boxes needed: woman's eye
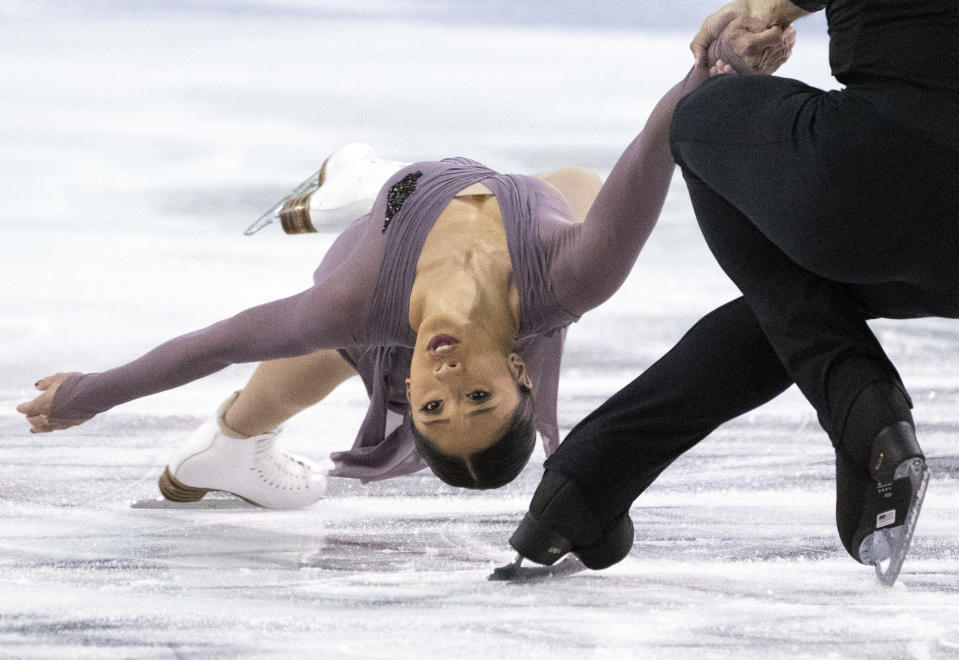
[422,400,442,412]
[467,390,490,402]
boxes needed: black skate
[488,553,586,581]
[488,471,633,582]
[857,455,929,586]
[838,421,929,586]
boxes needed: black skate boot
[490,471,633,581]
[836,421,928,586]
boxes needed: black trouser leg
[670,75,918,445]
[670,74,959,561]
[671,74,959,439]
[545,297,792,529]
[680,168,907,444]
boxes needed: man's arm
[691,0,817,66]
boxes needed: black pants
[547,75,959,529]
[671,75,959,442]
[545,297,791,528]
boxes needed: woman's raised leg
[224,349,357,436]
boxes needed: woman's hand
[17,373,84,433]
[711,59,736,77]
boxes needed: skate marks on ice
[4,514,951,660]
[2,406,959,658]
[2,360,959,658]
[4,376,959,658]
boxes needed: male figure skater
[504,0,959,585]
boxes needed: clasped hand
[699,10,797,76]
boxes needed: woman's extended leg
[224,349,357,436]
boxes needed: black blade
[488,553,586,582]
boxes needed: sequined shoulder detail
[383,171,423,232]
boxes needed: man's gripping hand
[692,0,810,67]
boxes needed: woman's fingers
[28,416,77,433]
[16,393,47,417]
[710,60,735,77]
[34,375,56,391]
[25,414,51,434]
[17,372,77,433]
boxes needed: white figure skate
[244,143,409,235]
[158,395,327,509]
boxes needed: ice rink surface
[1,1,958,658]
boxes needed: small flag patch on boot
[877,509,896,528]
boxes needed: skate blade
[156,466,267,509]
[861,459,929,586]
[130,497,258,510]
[243,201,284,236]
[243,167,325,236]
[487,553,586,582]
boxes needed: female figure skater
[17,17,794,509]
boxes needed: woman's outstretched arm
[552,17,795,316]
[17,278,362,433]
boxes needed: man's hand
[709,16,797,75]
[692,0,809,67]
[692,5,740,68]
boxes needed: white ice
[1,2,957,658]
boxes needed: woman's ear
[405,378,412,402]
[507,353,533,389]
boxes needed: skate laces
[252,435,311,490]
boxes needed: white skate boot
[245,143,409,235]
[158,394,327,509]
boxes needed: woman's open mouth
[427,334,460,360]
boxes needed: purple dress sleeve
[549,20,794,317]
[549,65,710,317]
[50,215,377,424]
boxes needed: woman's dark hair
[411,383,535,490]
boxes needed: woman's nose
[433,361,460,376]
